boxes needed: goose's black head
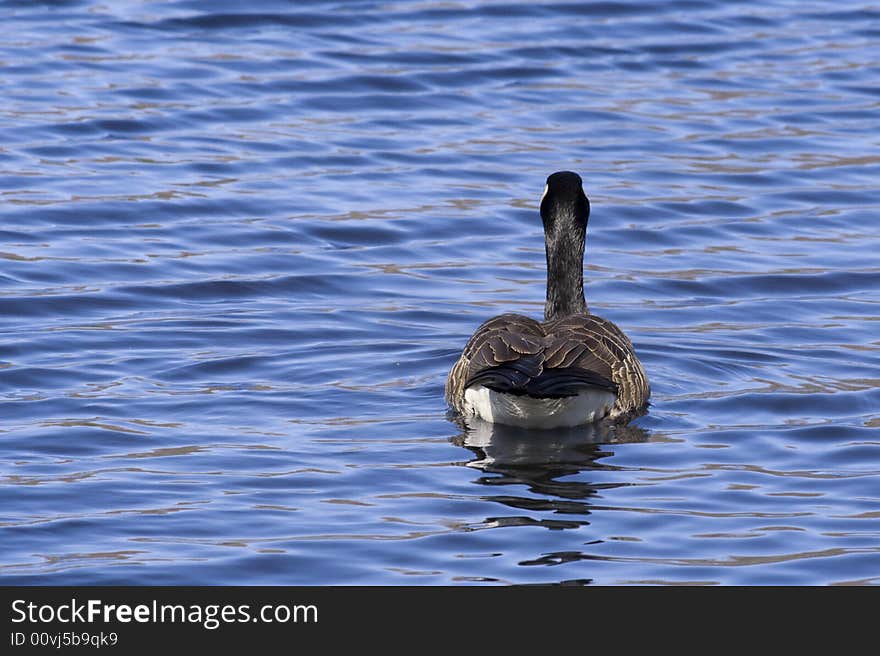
[540,171,590,322]
[540,171,590,233]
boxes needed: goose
[446,171,649,428]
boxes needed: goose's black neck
[540,171,590,322]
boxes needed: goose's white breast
[463,385,616,429]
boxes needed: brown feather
[446,311,649,421]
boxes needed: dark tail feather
[464,357,541,393]
[466,364,617,399]
[525,369,617,397]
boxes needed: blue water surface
[1,0,879,585]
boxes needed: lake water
[1,0,878,585]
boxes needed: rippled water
[1,0,879,585]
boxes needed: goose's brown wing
[544,314,650,418]
[445,314,544,413]
[447,312,649,420]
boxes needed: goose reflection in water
[451,418,651,531]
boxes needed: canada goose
[446,171,649,428]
